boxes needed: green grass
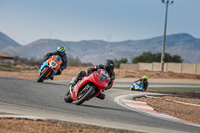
[114,87,200,91]
[0,64,21,72]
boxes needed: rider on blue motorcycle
[44,46,68,80]
[130,76,149,91]
[135,76,149,91]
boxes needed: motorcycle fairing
[90,70,109,89]
[39,61,49,77]
[99,70,109,82]
[70,69,109,101]
[131,81,144,91]
[38,55,62,79]
[70,77,90,101]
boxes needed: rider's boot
[50,76,54,80]
[55,69,62,75]
[130,87,134,91]
[96,90,105,100]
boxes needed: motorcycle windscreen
[54,55,62,62]
[99,70,109,82]
[135,81,144,90]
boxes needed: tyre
[74,86,95,105]
[64,90,73,103]
[37,68,50,82]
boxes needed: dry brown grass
[0,66,200,80]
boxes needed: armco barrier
[120,63,200,74]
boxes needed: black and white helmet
[104,59,115,73]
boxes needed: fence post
[195,63,197,74]
[180,63,182,73]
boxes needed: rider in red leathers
[71,60,115,100]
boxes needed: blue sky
[0,0,199,45]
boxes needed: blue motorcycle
[130,81,145,91]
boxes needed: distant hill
[0,31,199,64]
[0,32,21,49]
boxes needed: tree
[68,55,93,66]
[68,56,82,66]
[132,52,183,63]
[114,58,128,68]
[14,54,93,67]
[14,56,43,66]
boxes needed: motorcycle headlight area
[55,55,62,62]
[100,70,109,82]
[50,60,57,68]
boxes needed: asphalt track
[0,77,200,133]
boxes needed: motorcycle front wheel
[74,86,95,105]
[37,68,50,82]
[64,90,73,103]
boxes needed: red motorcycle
[64,69,110,105]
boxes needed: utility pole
[161,0,174,71]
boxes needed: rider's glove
[87,68,92,75]
[78,71,86,79]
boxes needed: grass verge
[0,64,21,72]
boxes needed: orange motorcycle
[37,55,62,82]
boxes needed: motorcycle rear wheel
[74,86,95,105]
[64,90,73,103]
[37,68,50,82]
